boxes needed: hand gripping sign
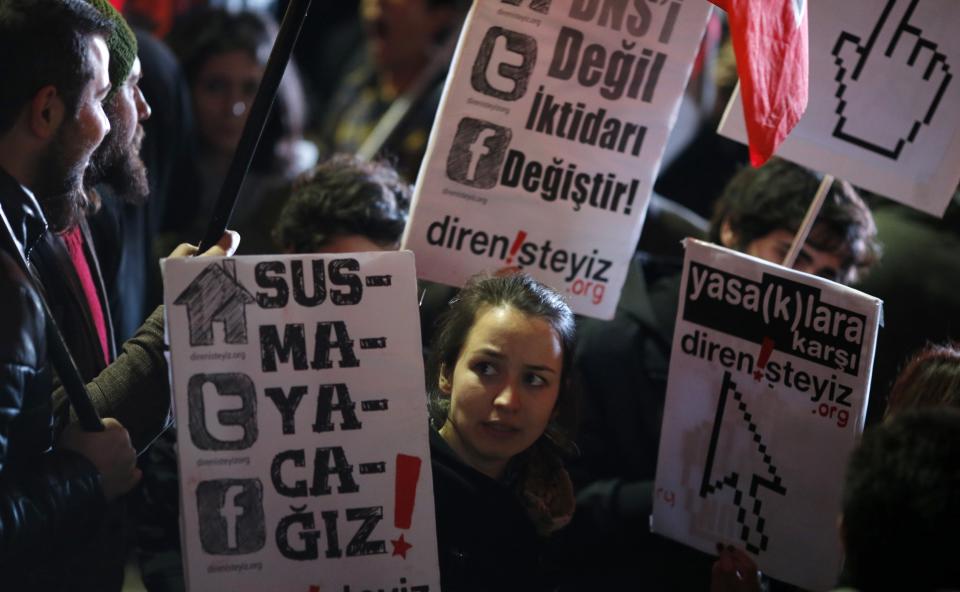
[652,240,882,592]
[720,0,960,216]
[163,251,440,592]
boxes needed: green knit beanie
[86,0,137,98]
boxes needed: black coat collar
[0,166,48,262]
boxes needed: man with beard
[0,0,142,587]
[88,26,194,344]
[33,0,223,455]
[87,49,150,205]
[27,0,148,405]
[1,1,238,588]
[84,0,155,343]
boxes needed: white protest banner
[720,0,960,216]
[652,240,882,591]
[402,0,712,319]
[162,251,439,592]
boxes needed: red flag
[711,0,809,166]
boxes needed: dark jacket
[88,28,193,343]
[853,198,960,424]
[566,259,712,591]
[2,163,170,591]
[25,207,170,453]
[0,169,106,586]
[572,260,679,503]
[32,218,116,375]
[430,430,556,592]
[27,200,168,592]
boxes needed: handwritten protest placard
[163,251,439,592]
[652,240,881,591]
[402,0,712,319]
[720,0,960,216]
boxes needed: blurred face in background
[743,228,845,282]
[192,49,263,157]
[721,223,847,283]
[361,0,456,74]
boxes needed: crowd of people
[0,1,957,592]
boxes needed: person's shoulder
[0,250,44,366]
[430,430,485,487]
[575,263,676,351]
[0,248,22,276]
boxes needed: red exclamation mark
[394,454,420,528]
[754,337,775,381]
[390,454,421,559]
[505,230,527,265]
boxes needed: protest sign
[162,251,439,592]
[720,0,960,216]
[402,0,713,319]
[652,240,882,591]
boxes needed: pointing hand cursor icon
[832,0,952,159]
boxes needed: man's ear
[719,220,737,248]
[438,364,453,395]
[28,85,64,140]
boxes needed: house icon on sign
[174,260,255,346]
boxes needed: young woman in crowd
[426,273,578,592]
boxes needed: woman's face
[192,49,263,157]
[439,305,563,480]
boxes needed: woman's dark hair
[884,343,960,419]
[708,158,880,284]
[0,0,111,133]
[842,409,960,591]
[426,273,578,455]
[0,0,112,231]
[166,7,307,172]
[272,154,410,252]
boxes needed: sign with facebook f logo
[446,117,512,188]
[197,479,266,555]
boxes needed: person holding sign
[0,3,240,588]
[569,158,880,590]
[0,1,145,588]
[427,273,577,592]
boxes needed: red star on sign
[391,533,413,559]
[309,586,320,592]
